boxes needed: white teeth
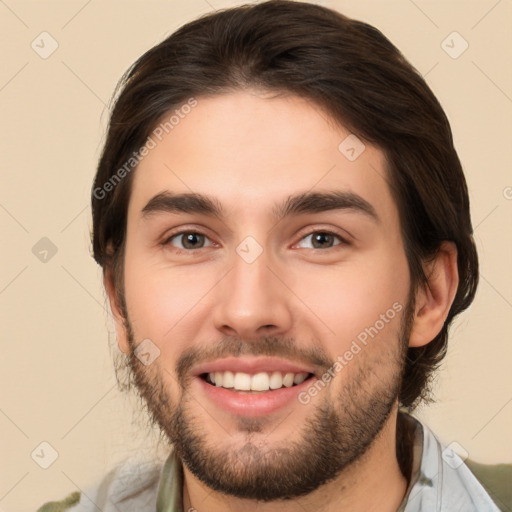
[206,371,310,391]
[269,371,283,389]
[294,373,307,385]
[233,372,251,391]
[251,372,270,391]
[222,370,234,388]
[282,373,294,387]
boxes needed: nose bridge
[212,236,292,338]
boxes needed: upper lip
[192,356,316,377]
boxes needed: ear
[103,267,130,354]
[409,241,459,348]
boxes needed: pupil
[184,233,203,249]
[313,233,332,248]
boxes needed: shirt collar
[396,413,424,511]
[156,449,183,512]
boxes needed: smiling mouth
[200,371,315,392]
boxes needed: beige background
[1,0,511,510]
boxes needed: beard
[117,295,414,502]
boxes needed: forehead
[128,90,396,227]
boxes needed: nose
[211,246,293,341]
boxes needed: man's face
[114,90,414,500]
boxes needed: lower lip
[195,376,316,417]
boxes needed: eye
[162,229,348,253]
[295,230,347,250]
[163,231,214,251]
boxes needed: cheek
[292,248,410,352]
[123,253,211,354]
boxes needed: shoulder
[36,491,80,512]
[465,459,512,512]
[407,418,505,512]
[36,457,164,512]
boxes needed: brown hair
[91,0,478,410]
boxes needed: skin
[104,89,459,512]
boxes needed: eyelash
[161,228,349,254]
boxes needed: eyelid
[293,222,352,241]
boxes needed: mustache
[176,336,333,386]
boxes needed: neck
[182,407,410,512]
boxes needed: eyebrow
[141,190,379,223]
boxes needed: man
[37,1,505,511]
